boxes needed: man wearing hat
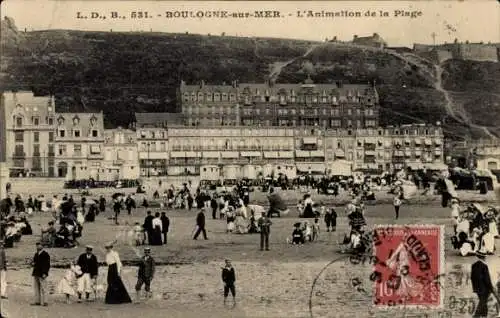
[31,241,50,306]
[193,207,208,240]
[471,250,497,317]
[135,247,155,302]
[76,245,99,302]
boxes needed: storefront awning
[309,150,325,157]
[302,137,317,144]
[221,152,239,158]
[202,152,219,158]
[295,150,310,157]
[170,151,186,158]
[90,145,101,154]
[263,151,278,158]
[278,151,294,158]
[185,151,198,158]
[296,163,326,173]
[240,151,261,157]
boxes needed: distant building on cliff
[413,39,499,63]
[352,33,387,49]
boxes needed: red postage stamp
[372,224,444,309]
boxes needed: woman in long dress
[104,241,132,304]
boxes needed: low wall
[8,177,66,195]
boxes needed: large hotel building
[178,78,380,129]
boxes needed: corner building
[2,92,57,177]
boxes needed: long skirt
[105,263,132,304]
[151,226,163,246]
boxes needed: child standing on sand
[57,262,83,304]
[312,218,320,241]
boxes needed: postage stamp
[372,224,444,309]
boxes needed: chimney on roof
[200,80,205,88]
[373,33,378,37]
[336,80,343,88]
[353,35,358,39]
[333,36,337,41]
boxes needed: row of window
[58,129,99,138]
[182,92,372,104]
[13,116,54,127]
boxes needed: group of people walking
[28,241,156,306]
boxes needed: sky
[1,0,499,47]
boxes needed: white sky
[1,0,499,46]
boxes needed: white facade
[103,128,140,181]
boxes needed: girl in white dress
[57,263,83,303]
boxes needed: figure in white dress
[386,237,424,299]
[57,263,82,303]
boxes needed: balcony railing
[12,152,26,159]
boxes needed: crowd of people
[0,165,498,315]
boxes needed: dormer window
[72,115,80,125]
[183,93,189,102]
[57,116,65,125]
[90,115,97,126]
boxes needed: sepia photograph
[0,0,499,317]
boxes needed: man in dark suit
[160,212,170,245]
[143,211,154,245]
[193,208,208,240]
[135,247,155,302]
[76,245,99,302]
[221,259,236,304]
[471,250,495,317]
[31,241,50,306]
[258,211,272,251]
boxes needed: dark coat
[138,256,155,279]
[143,215,154,232]
[77,253,99,277]
[196,211,206,227]
[222,267,236,284]
[471,260,493,295]
[32,250,50,277]
[160,215,170,233]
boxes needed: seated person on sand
[17,213,33,235]
[41,221,57,247]
[302,221,313,242]
[349,229,366,254]
[4,221,21,248]
[289,222,305,245]
[55,224,77,248]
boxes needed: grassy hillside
[1,24,499,137]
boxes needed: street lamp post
[42,151,46,177]
[147,142,151,178]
